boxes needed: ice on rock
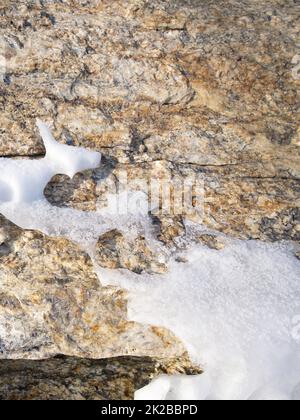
[0,120,104,250]
[0,120,101,203]
[135,376,171,401]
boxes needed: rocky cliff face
[0,0,299,399]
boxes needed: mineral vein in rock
[0,120,101,203]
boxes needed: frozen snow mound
[100,236,300,401]
[0,120,101,203]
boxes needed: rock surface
[0,0,299,400]
[196,234,225,251]
[0,355,200,400]
[0,214,188,361]
[1,0,294,241]
[96,229,167,274]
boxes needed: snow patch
[0,120,101,204]
[97,237,300,401]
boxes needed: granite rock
[0,0,299,242]
[196,234,225,251]
[0,355,201,400]
[0,0,299,399]
[45,161,300,242]
[0,214,188,361]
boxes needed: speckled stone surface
[0,0,299,241]
[0,355,201,400]
[0,0,299,399]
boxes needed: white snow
[0,123,299,400]
[0,191,155,251]
[0,120,101,203]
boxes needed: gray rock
[0,355,201,400]
[0,215,188,362]
[96,229,167,274]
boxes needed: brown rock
[0,355,201,400]
[96,229,167,274]
[0,0,299,397]
[197,234,225,251]
[203,175,300,241]
[44,159,300,242]
[44,172,98,211]
[0,0,299,243]
[155,216,186,246]
[0,215,186,361]
[0,0,299,166]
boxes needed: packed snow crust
[0,125,300,400]
[0,120,101,203]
